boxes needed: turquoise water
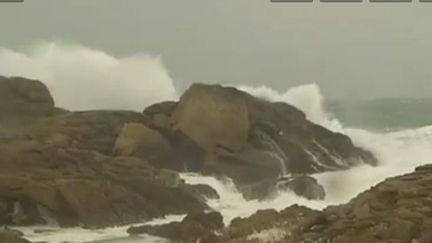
[326,98,432,131]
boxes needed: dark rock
[0,228,30,243]
[215,205,323,243]
[172,84,250,152]
[128,211,223,243]
[9,201,45,226]
[143,101,177,118]
[26,110,148,155]
[0,139,207,228]
[241,175,325,201]
[142,101,207,171]
[180,184,220,203]
[0,76,57,133]
[0,199,10,225]
[143,101,177,134]
[276,175,325,200]
[0,76,54,117]
[239,178,276,200]
[170,83,377,187]
[415,164,432,172]
[0,78,380,232]
[113,123,176,169]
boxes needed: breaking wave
[0,43,177,111]
[236,84,432,207]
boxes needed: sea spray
[0,43,178,111]
[237,83,344,132]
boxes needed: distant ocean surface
[326,98,432,132]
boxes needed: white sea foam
[16,215,185,243]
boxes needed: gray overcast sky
[0,0,431,99]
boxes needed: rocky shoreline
[1,76,429,243]
[130,164,432,243]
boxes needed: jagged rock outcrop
[171,84,377,181]
[0,77,380,231]
[0,140,207,227]
[25,110,147,155]
[0,76,59,134]
[143,83,377,199]
[215,205,323,243]
[211,164,432,243]
[0,77,211,228]
[128,211,223,242]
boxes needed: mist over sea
[1,43,431,243]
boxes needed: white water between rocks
[15,83,432,243]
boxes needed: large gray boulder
[0,76,54,117]
[169,84,377,186]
